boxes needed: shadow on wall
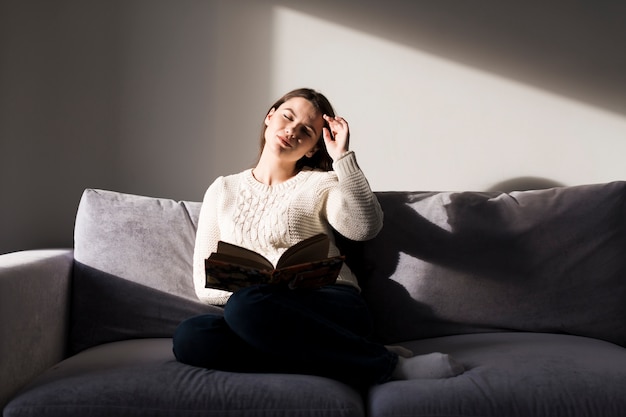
[486,177,566,193]
[280,0,626,116]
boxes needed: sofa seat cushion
[368,332,626,417]
[5,339,365,417]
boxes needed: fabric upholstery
[338,182,626,345]
[73,188,202,300]
[70,189,218,354]
[5,183,626,417]
[4,339,365,417]
[368,332,626,417]
[69,262,219,354]
[71,184,626,352]
[0,250,73,409]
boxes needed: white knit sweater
[193,151,384,305]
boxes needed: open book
[205,233,344,292]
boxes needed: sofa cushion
[70,262,218,354]
[74,189,201,300]
[368,332,626,417]
[71,189,219,354]
[341,182,626,346]
[5,339,365,417]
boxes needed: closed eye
[281,108,317,138]
[283,113,313,137]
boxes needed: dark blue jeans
[173,284,397,386]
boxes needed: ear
[264,108,276,126]
[305,146,319,158]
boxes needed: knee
[172,316,201,363]
[172,314,223,367]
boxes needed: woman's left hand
[323,114,350,161]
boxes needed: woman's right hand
[323,114,350,161]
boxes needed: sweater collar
[244,167,313,192]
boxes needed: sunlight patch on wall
[271,6,626,191]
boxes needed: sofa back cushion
[341,182,626,346]
[72,183,626,353]
[71,189,219,354]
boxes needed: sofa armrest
[0,249,73,409]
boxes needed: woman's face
[263,97,324,163]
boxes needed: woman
[173,88,463,386]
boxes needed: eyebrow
[284,108,318,137]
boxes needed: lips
[278,136,293,148]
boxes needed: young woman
[173,88,464,386]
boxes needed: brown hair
[258,88,335,171]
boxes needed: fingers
[323,126,332,143]
[323,114,349,135]
[322,114,350,160]
[323,114,347,123]
[323,114,349,142]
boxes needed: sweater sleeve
[325,151,384,241]
[193,177,232,305]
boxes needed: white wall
[270,5,626,192]
[1,0,625,253]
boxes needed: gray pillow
[71,189,219,354]
[343,182,626,346]
[74,189,201,300]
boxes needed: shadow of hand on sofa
[339,183,626,347]
[336,190,538,344]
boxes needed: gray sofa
[2,182,626,417]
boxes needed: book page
[277,234,330,268]
[214,241,273,269]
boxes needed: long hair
[258,88,335,171]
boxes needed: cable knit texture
[193,151,383,305]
